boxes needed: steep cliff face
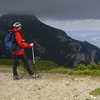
[83,41,100,63]
[0,14,100,67]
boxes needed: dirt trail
[0,68,100,100]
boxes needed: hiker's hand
[30,43,34,47]
[22,39,25,41]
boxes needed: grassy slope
[0,59,100,76]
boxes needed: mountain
[83,41,100,63]
[0,14,100,67]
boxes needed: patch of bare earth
[0,68,100,100]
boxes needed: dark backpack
[5,32,22,50]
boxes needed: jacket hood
[8,27,22,35]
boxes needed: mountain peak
[0,13,37,22]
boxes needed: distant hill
[0,14,100,67]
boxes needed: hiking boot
[30,73,39,78]
[13,75,20,80]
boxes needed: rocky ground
[0,68,100,100]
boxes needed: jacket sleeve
[15,32,30,48]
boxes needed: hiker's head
[13,22,22,30]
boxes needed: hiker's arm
[15,32,30,48]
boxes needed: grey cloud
[0,0,100,19]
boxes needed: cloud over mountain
[0,0,100,20]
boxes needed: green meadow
[0,59,100,76]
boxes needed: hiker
[8,22,38,80]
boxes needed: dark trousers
[13,54,33,76]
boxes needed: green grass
[90,88,100,96]
[0,59,100,76]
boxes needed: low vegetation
[0,59,100,76]
[90,88,100,96]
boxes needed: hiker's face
[17,26,21,31]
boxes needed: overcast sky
[0,0,100,19]
[0,0,100,47]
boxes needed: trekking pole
[32,46,35,64]
[32,46,36,77]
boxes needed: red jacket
[8,27,30,55]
